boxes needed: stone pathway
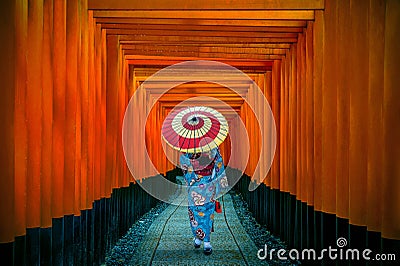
[129,194,270,265]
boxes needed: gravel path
[106,191,299,265]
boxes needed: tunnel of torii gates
[0,0,399,264]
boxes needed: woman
[179,147,229,255]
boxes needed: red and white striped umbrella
[161,106,229,153]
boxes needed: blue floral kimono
[179,147,229,242]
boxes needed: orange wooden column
[123,60,132,185]
[246,87,255,177]
[163,106,176,173]
[0,0,16,243]
[263,71,272,186]
[297,31,307,202]
[101,25,107,193]
[240,103,248,174]
[257,74,265,182]
[335,0,350,220]
[52,0,67,219]
[302,31,308,203]
[305,22,314,205]
[13,0,28,239]
[26,0,44,228]
[97,20,106,195]
[321,0,337,216]
[348,0,369,227]
[288,45,297,196]
[93,22,101,201]
[86,11,99,208]
[145,100,155,172]
[312,10,323,212]
[64,0,79,216]
[382,0,400,240]
[366,0,385,234]
[271,60,281,190]
[41,0,54,226]
[296,34,303,201]
[74,0,83,217]
[249,79,258,181]
[80,1,90,210]
[242,81,264,180]
[106,34,119,192]
[118,51,129,187]
[280,54,289,191]
[116,40,124,188]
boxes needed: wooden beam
[160,103,242,109]
[157,95,245,102]
[148,85,250,94]
[105,28,298,39]
[98,23,305,33]
[149,91,248,98]
[121,44,288,55]
[123,49,284,60]
[121,42,291,49]
[143,85,250,93]
[161,106,241,120]
[133,68,267,77]
[118,34,297,43]
[159,101,244,108]
[125,56,273,69]
[135,71,261,82]
[138,81,253,89]
[94,18,308,27]
[130,60,273,70]
[161,103,241,111]
[161,108,241,114]
[151,97,253,105]
[88,0,324,10]
[120,41,293,49]
[93,10,315,20]
[124,50,284,60]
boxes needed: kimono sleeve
[179,153,195,185]
[212,149,229,199]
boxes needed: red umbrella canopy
[161,106,229,153]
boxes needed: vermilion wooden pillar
[382,0,400,241]
[335,0,350,223]
[271,59,281,191]
[320,0,337,217]
[305,22,314,206]
[41,0,54,227]
[26,0,44,229]
[313,9,323,217]
[366,0,384,235]
[0,0,16,244]
[14,0,28,239]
